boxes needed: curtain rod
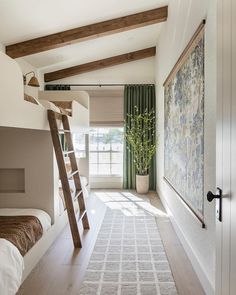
[45,83,155,87]
[70,84,125,87]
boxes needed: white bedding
[0,239,23,295]
[0,209,51,295]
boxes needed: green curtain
[123,84,156,190]
[60,134,68,151]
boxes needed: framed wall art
[164,20,205,227]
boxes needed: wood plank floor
[17,190,205,295]
[148,193,205,295]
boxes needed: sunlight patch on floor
[94,191,167,217]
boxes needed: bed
[0,51,90,132]
[0,52,89,294]
[0,208,51,295]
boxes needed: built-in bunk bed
[0,51,90,294]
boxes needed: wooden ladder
[48,110,90,248]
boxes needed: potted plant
[125,106,157,194]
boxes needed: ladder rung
[63,150,74,156]
[58,129,70,134]
[68,170,79,179]
[78,209,87,222]
[74,189,83,201]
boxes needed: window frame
[89,127,123,177]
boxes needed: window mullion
[97,129,99,175]
[110,141,112,175]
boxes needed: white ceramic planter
[136,174,149,194]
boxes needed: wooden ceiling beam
[44,47,156,82]
[6,6,167,58]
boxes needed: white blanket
[0,209,51,295]
[0,239,24,295]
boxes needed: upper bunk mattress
[0,209,51,256]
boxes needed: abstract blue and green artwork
[164,34,204,218]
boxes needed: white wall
[0,44,42,99]
[16,58,43,99]
[90,176,123,189]
[0,43,5,52]
[0,127,59,223]
[41,58,155,85]
[155,0,216,294]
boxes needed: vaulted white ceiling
[0,0,168,71]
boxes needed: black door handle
[207,188,222,221]
[207,190,221,202]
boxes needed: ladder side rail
[48,110,82,247]
[62,115,90,230]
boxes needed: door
[214,0,236,294]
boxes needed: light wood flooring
[17,190,205,295]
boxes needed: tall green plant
[125,106,157,175]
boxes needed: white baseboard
[157,187,215,295]
[90,176,123,189]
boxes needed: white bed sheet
[0,208,52,295]
[0,239,23,295]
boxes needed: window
[73,133,86,158]
[60,133,86,158]
[89,128,123,176]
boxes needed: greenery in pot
[125,106,157,176]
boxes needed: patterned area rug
[79,194,178,295]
